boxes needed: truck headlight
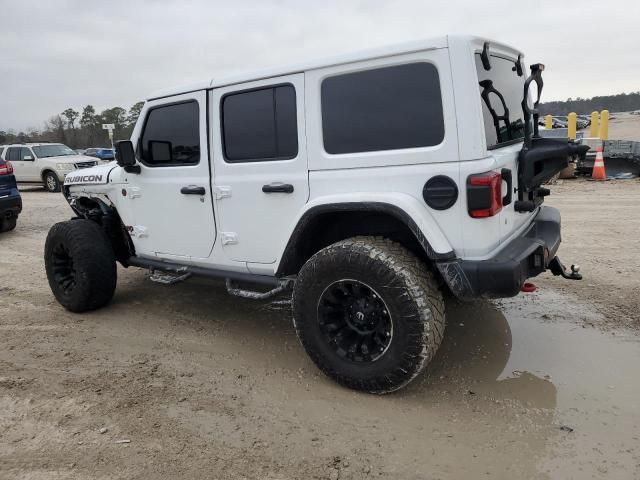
[56,163,75,171]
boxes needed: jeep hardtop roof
[148,34,523,101]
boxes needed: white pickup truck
[0,143,102,192]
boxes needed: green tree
[62,108,79,130]
[80,105,96,128]
[79,105,101,147]
[127,101,144,128]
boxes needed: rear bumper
[437,206,561,300]
[0,193,22,219]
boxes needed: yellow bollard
[568,112,577,139]
[545,114,553,130]
[599,110,609,140]
[590,111,600,137]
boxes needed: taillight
[467,171,503,218]
[0,161,14,176]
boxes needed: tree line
[0,101,144,148]
[540,91,640,116]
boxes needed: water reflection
[409,299,558,410]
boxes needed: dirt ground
[1,179,639,480]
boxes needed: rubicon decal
[65,174,104,184]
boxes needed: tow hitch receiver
[549,257,582,280]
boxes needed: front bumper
[437,206,562,300]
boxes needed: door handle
[262,183,294,194]
[181,185,206,195]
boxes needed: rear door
[19,147,39,181]
[473,50,534,240]
[210,74,309,264]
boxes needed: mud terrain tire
[44,219,117,312]
[292,236,445,393]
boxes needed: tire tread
[293,236,445,393]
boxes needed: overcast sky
[1,0,638,131]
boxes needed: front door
[210,73,309,264]
[19,147,39,181]
[128,91,216,261]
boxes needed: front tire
[44,219,117,312]
[43,171,61,192]
[292,236,445,393]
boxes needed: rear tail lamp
[467,171,502,218]
[0,161,14,176]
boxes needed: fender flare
[276,200,455,277]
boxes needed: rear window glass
[475,54,526,149]
[321,63,445,154]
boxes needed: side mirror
[115,140,140,174]
[116,140,136,167]
[23,155,34,161]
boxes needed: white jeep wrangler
[44,35,585,393]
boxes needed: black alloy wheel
[317,279,393,363]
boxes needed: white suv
[0,143,101,192]
[43,35,586,393]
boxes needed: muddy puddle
[413,290,640,479]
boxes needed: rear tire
[43,171,61,192]
[0,217,17,232]
[44,219,117,312]
[292,236,445,393]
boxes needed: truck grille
[75,161,98,169]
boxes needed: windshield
[475,54,526,149]
[32,144,76,158]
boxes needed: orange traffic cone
[591,145,607,180]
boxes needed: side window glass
[7,147,20,161]
[222,84,298,162]
[321,63,444,154]
[20,147,34,160]
[140,101,200,166]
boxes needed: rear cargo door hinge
[213,186,232,199]
[221,232,238,245]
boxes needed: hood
[64,163,117,186]
[47,154,102,164]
